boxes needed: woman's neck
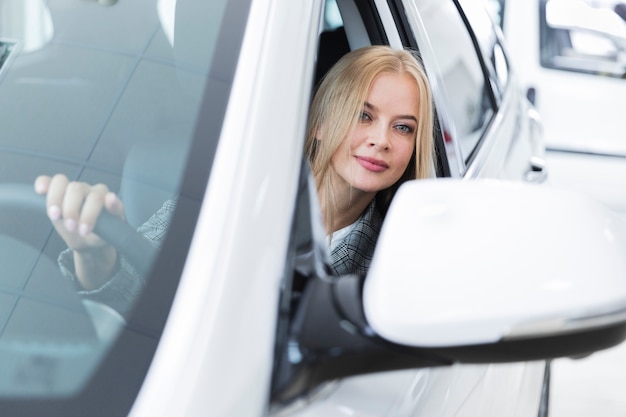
[321,183,375,233]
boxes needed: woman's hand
[34,174,126,290]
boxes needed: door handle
[525,107,548,184]
[525,156,548,184]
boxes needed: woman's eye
[359,112,372,122]
[395,124,414,134]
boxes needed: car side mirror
[272,179,626,402]
[366,179,626,349]
[546,0,626,51]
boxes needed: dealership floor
[551,341,626,416]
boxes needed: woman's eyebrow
[397,114,418,122]
[364,101,377,111]
[365,102,418,122]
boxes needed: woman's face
[329,72,420,195]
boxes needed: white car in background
[0,1,625,417]
[490,0,626,221]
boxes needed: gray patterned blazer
[329,201,382,276]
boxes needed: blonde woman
[33,45,434,314]
[306,45,434,275]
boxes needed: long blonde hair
[305,45,435,230]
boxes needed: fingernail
[64,218,76,232]
[79,223,90,237]
[47,205,61,221]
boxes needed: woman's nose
[368,125,391,150]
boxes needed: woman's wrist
[73,245,119,290]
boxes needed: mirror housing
[546,0,626,46]
[366,179,626,347]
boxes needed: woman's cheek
[397,140,415,167]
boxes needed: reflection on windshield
[0,0,224,399]
[158,0,176,45]
[0,40,15,71]
[0,0,53,53]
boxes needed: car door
[269,1,546,417]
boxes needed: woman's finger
[45,174,70,221]
[33,175,52,195]
[61,181,96,232]
[77,184,111,236]
[104,191,126,221]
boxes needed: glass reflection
[0,0,53,53]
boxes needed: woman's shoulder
[329,201,382,276]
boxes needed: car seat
[118,140,188,228]
[314,26,350,87]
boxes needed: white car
[0,1,625,417]
[492,0,626,221]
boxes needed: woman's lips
[355,156,389,172]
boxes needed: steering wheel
[0,184,161,393]
[0,183,158,279]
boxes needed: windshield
[0,0,245,414]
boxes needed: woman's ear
[315,127,323,141]
[315,122,326,141]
